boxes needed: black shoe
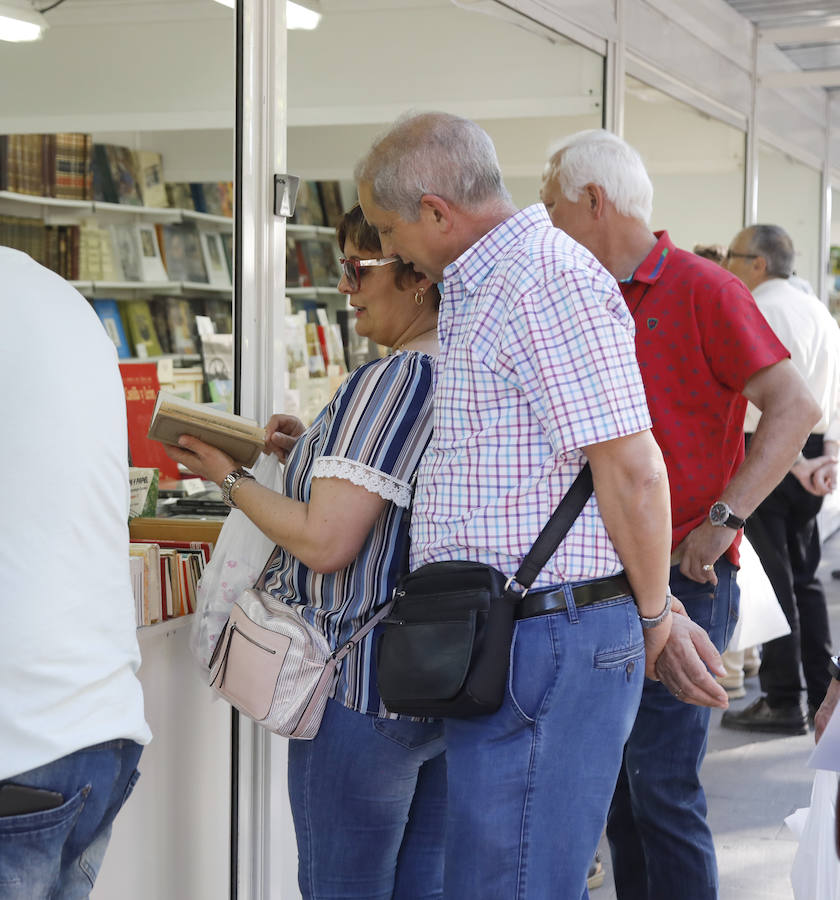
[721,695,807,735]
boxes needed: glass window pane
[286,2,603,392]
[757,143,822,291]
[624,75,746,255]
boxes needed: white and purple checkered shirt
[410,204,652,587]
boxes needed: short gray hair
[744,224,794,279]
[543,129,653,224]
[354,111,511,220]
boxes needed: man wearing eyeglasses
[541,131,820,900]
[721,224,840,736]
[356,111,677,900]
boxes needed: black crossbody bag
[376,464,594,718]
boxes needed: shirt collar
[628,231,674,285]
[444,204,551,296]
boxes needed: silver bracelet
[639,589,672,630]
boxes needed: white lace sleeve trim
[311,457,413,508]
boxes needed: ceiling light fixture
[210,0,322,30]
[0,1,48,42]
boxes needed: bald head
[354,111,512,221]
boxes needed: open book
[147,391,265,467]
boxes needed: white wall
[287,2,604,195]
[92,624,230,900]
[624,76,746,253]
[757,144,823,288]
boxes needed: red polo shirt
[620,232,788,565]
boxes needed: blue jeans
[443,591,645,900]
[287,697,447,899]
[607,560,739,900]
[0,739,143,899]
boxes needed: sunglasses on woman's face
[339,256,399,292]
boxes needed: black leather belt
[516,574,632,620]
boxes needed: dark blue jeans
[288,698,446,900]
[0,739,143,899]
[607,560,739,900]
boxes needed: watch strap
[221,468,255,508]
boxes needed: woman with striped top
[166,204,444,899]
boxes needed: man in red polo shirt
[540,130,820,900]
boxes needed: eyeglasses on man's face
[339,256,399,292]
[725,250,759,263]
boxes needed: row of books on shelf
[287,232,342,288]
[130,539,212,627]
[0,133,234,213]
[2,216,232,286]
[94,295,232,360]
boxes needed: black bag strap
[509,463,593,592]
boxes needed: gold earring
[414,288,425,306]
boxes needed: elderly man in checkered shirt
[355,111,694,900]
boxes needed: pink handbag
[208,588,393,739]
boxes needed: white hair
[543,129,653,224]
[354,111,511,221]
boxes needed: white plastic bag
[190,452,283,669]
[787,768,840,899]
[729,534,791,651]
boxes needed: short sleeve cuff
[311,456,413,507]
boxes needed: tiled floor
[593,530,840,899]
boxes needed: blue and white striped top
[260,350,434,717]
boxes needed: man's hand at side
[653,597,729,709]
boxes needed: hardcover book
[298,237,340,288]
[119,363,180,479]
[160,222,208,283]
[147,390,265,467]
[200,230,231,287]
[93,299,131,359]
[106,145,143,206]
[133,150,168,208]
[122,300,163,358]
[162,297,199,355]
[165,182,195,211]
[290,180,325,226]
[135,223,168,282]
[109,223,143,282]
[316,180,345,227]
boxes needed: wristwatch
[829,655,840,682]
[220,468,255,509]
[708,501,745,530]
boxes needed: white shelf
[181,209,234,229]
[92,200,182,222]
[286,286,343,296]
[287,224,336,238]
[120,354,201,364]
[0,190,91,211]
[181,280,232,294]
[0,191,228,227]
[137,614,193,639]
[72,280,232,298]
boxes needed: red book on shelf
[316,324,330,368]
[119,363,180,479]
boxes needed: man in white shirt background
[722,224,840,735]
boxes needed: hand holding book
[264,413,306,463]
[163,433,242,488]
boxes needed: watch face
[709,502,730,526]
